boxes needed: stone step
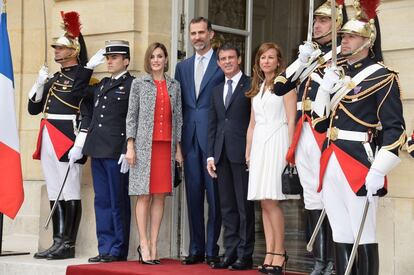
[1,233,38,253]
[0,254,90,275]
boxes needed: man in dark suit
[175,17,224,265]
[69,40,134,263]
[207,43,254,270]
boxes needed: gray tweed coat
[126,73,182,195]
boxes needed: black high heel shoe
[265,251,288,275]
[137,246,156,265]
[258,252,274,274]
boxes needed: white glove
[118,154,129,174]
[365,168,385,203]
[86,49,106,69]
[320,67,340,92]
[37,65,49,84]
[68,146,83,167]
[28,65,49,102]
[298,42,321,64]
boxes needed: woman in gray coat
[125,42,183,264]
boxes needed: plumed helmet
[339,0,379,47]
[314,0,346,29]
[51,11,82,56]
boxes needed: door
[172,0,323,272]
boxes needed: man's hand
[86,49,106,69]
[320,67,340,92]
[207,159,217,178]
[365,168,385,203]
[68,146,83,167]
[37,65,49,84]
[118,154,129,174]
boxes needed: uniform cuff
[371,148,401,176]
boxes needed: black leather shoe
[229,258,253,270]
[100,255,123,263]
[88,254,105,263]
[181,254,205,265]
[206,255,220,265]
[211,257,235,269]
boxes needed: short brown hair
[143,42,169,74]
[189,17,212,31]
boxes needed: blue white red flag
[0,1,24,219]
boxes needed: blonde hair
[246,42,285,98]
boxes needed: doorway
[172,0,326,272]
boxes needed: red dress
[149,80,172,194]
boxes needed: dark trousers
[91,158,131,258]
[184,135,221,257]
[216,149,255,260]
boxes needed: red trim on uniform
[310,126,325,150]
[32,119,74,160]
[285,118,304,164]
[318,145,334,192]
[286,114,325,164]
[333,144,369,193]
[318,143,387,194]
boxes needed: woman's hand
[175,143,184,167]
[125,141,136,165]
[245,155,250,170]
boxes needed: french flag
[0,2,24,219]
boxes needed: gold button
[335,115,339,120]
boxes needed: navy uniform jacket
[273,42,344,162]
[28,64,88,163]
[316,57,406,196]
[71,67,135,159]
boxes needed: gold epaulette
[318,57,347,70]
[377,62,399,74]
[89,77,100,85]
[274,75,288,85]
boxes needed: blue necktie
[225,79,233,109]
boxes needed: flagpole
[0,0,30,257]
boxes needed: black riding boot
[357,243,379,275]
[323,219,335,275]
[308,210,328,275]
[47,200,82,260]
[34,201,65,259]
[335,243,357,275]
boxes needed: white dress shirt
[194,48,214,81]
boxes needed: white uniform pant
[296,122,323,210]
[40,127,81,200]
[322,152,378,244]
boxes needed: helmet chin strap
[313,30,332,41]
[341,40,371,60]
[54,51,78,64]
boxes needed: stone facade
[4,0,414,274]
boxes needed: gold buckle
[329,127,339,141]
[303,99,312,112]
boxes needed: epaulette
[89,77,100,85]
[274,75,288,85]
[377,62,399,74]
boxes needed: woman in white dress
[245,42,296,274]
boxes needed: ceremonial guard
[314,1,406,274]
[273,1,347,274]
[28,12,88,259]
[69,40,134,262]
